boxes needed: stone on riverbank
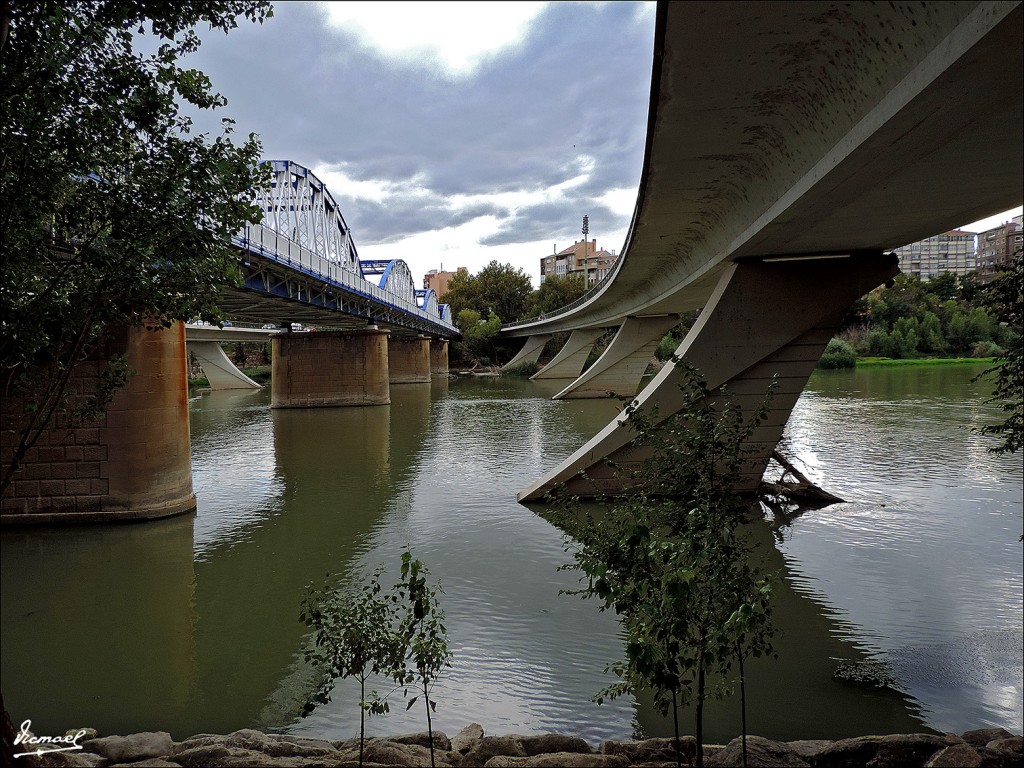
[707,735,808,767]
[961,728,1015,747]
[517,734,593,756]
[82,731,174,763]
[484,754,627,767]
[452,723,485,753]
[17,725,1024,768]
[389,731,452,752]
[811,733,961,767]
[460,735,528,766]
[601,737,697,763]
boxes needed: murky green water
[2,364,1021,742]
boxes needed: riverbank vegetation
[300,550,451,768]
[825,268,1018,365]
[0,1,272,495]
[548,363,778,768]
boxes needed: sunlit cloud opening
[320,1,548,77]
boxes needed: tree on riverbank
[442,261,534,325]
[525,273,588,318]
[0,1,272,494]
[300,568,403,765]
[300,550,451,768]
[976,251,1023,455]
[834,272,1018,361]
[553,363,777,768]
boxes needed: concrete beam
[519,252,899,501]
[185,324,279,342]
[531,328,606,381]
[553,315,680,400]
[500,334,551,371]
[188,341,261,390]
[501,2,1022,339]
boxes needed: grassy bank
[855,356,995,367]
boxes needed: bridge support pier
[553,315,680,400]
[518,253,899,502]
[272,329,390,408]
[531,328,605,380]
[1,322,196,523]
[429,339,449,376]
[188,340,261,389]
[389,336,431,384]
[501,334,551,371]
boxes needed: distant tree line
[830,269,1019,363]
[441,262,589,365]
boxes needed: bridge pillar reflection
[271,328,390,408]
[1,322,196,523]
[389,335,431,384]
[429,339,449,377]
[519,253,899,501]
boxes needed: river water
[1,363,1021,743]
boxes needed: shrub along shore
[15,723,1023,767]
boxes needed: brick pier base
[1,322,196,524]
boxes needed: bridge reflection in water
[5,369,1018,741]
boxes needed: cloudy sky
[182,1,656,286]
[184,2,1019,287]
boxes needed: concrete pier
[553,315,680,399]
[271,329,390,408]
[519,253,900,501]
[1,322,196,523]
[429,339,449,376]
[389,336,431,384]
[501,334,551,371]
[531,328,606,381]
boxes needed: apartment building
[894,230,978,280]
[975,219,1023,283]
[540,239,618,286]
[423,267,467,298]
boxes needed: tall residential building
[894,230,977,280]
[975,220,1023,283]
[540,239,618,286]
[423,267,467,298]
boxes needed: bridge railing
[502,267,618,330]
[233,225,458,333]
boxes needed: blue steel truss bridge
[217,160,458,339]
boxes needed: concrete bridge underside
[513,1,1022,501]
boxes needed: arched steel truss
[256,160,359,273]
[417,289,439,317]
[232,161,457,337]
[360,259,417,305]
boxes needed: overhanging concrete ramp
[500,1,1022,340]
[553,315,680,400]
[501,335,551,371]
[188,341,261,390]
[518,252,899,502]
[531,328,607,380]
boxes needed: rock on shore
[17,724,1023,767]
